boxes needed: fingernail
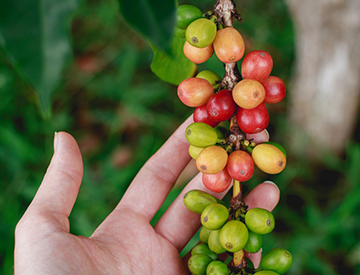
[263,180,280,194]
[54,132,59,151]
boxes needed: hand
[14,117,280,275]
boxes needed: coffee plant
[173,1,292,274]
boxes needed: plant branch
[214,1,248,272]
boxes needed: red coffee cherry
[202,167,232,193]
[262,76,286,104]
[236,103,269,134]
[227,150,254,182]
[207,89,237,122]
[241,50,273,82]
[194,105,219,127]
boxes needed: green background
[1,0,359,274]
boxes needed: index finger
[114,115,194,221]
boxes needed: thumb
[29,132,83,231]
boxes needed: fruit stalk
[214,0,249,272]
[229,249,247,273]
[213,0,247,221]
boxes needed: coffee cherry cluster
[175,5,287,194]
[184,189,293,275]
[174,3,292,275]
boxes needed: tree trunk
[285,0,360,156]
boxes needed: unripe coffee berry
[254,271,279,275]
[201,203,229,230]
[183,189,218,214]
[206,260,229,275]
[191,243,217,261]
[244,230,263,253]
[185,122,218,148]
[199,226,213,244]
[186,18,217,48]
[260,248,293,274]
[188,254,213,275]
[176,5,203,30]
[245,208,275,235]
[208,229,227,254]
[219,220,249,252]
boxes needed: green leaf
[150,37,196,86]
[0,0,79,118]
[118,0,176,52]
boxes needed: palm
[15,119,280,275]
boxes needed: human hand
[14,116,280,275]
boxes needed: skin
[14,116,280,275]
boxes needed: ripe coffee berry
[227,150,254,181]
[262,76,286,104]
[207,89,237,122]
[194,104,219,127]
[236,103,269,134]
[202,167,232,193]
[241,50,273,82]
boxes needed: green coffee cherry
[245,208,275,235]
[208,229,226,254]
[200,226,213,244]
[186,18,217,48]
[174,27,186,38]
[244,230,263,253]
[176,5,203,30]
[196,70,222,89]
[254,271,279,275]
[201,204,229,230]
[186,122,218,148]
[206,260,229,275]
[191,243,217,261]
[188,254,213,275]
[260,248,293,274]
[189,145,205,160]
[219,220,249,252]
[183,189,218,214]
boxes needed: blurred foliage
[0,0,359,274]
[118,0,176,53]
[0,0,80,118]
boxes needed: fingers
[245,249,262,269]
[114,115,194,221]
[244,181,280,211]
[26,132,83,231]
[154,173,232,252]
[155,181,280,253]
